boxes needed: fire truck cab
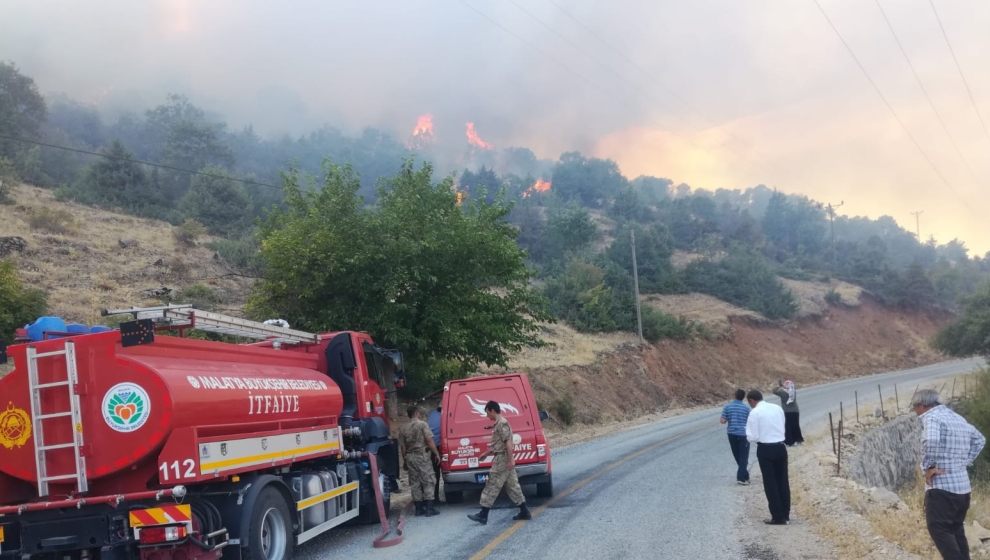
[438,373,553,503]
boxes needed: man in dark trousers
[720,388,751,484]
[745,389,790,525]
[427,405,442,501]
[913,388,985,559]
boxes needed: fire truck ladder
[100,304,322,345]
[26,339,89,497]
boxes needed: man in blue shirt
[428,405,442,500]
[720,389,752,485]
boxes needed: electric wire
[0,133,281,190]
[873,0,981,185]
[811,0,970,210]
[927,0,990,148]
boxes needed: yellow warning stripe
[296,481,359,511]
[0,525,5,543]
[200,442,339,472]
[128,504,191,528]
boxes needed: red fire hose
[365,452,412,548]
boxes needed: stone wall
[846,413,922,491]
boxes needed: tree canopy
[931,282,990,361]
[247,159,553,383]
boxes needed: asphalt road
[299,358,985,560]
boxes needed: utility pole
[631,229,643,342]
[825,201,844,267]
[910,210,923,240]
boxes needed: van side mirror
[538,410,549,421]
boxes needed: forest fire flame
[465,122,493,150]
[522,179,551,198]
[412,114,434,140]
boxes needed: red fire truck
[0,305,405,560]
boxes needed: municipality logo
[102,383,151,432]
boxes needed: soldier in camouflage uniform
[468,401,532,525]
[399,406,441,516]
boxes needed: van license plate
[476,474,489,484]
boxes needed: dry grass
[0,183,253,324]
[670,250,704,269]
[481,322,639,371]
[641,292,765,336]
[779,278,863,318]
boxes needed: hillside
[1,181,954,423]
[0,183,253,324]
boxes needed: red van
[438,373,553,503]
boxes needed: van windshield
[449,385,530,437]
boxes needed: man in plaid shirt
[912,389,986,560]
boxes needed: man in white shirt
[745,389,790,525]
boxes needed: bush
[28,207,76,234]
[825,289,842,305]
[207,233,262,273]
[0,259,47,341]
[173,283,225,311]
[173,219,208,246]
[553,394,576,426]
[682,247,798,320]
[641,307,695,341]
[0,180,13,205]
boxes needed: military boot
[414,501,425,516]
[467,507,489,525]
[513,502,532,521]
[424,500,440,517]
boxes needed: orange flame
[522,179,552,198]
[465,122,493,150]
[412,114,434,139]
[452,183,464,206]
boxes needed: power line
[456,0,779,184]
[811,0,969,210]
[545,0,807,185]
[0,133,280,191]
[873,0,981,185]
[927,0,990,148]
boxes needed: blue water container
[89,325,111,334]
[26,317,67,342]
[66,323,89,334]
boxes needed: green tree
[180,167,252,235]
[544,204,598,262]
[0,62,47,163]
[551,152,628,208]
[0,259,47,341]
[248,159,552,380]
[606,224,681,293]
[73,141,171,218]
[931,281,990,361]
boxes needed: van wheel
[444,491,463,504]
[536,474,553,498]
[245,487,293,560]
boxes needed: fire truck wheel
[245,487,294,560]
[357,470,391,524]
[536,474,554,498]
[444,491,463,504]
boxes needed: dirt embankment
[498,299,950,427]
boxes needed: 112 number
[159,459,196,481]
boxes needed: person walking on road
[773,379,804,446]
[745,389,790,525]
[912,389,986,560]
[468,401,532,525]
[428,405,443,502]
[399,406,442,517]
[720,388,751,485]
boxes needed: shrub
[28,207,76,234]
[0,259,47,341]
[173,219,208,246]
[682,247,798,320]
[825,289,842,305]
[207,233,262,273]
[553,394,576,426]
[641,307,694,342]
[173,283,224,311]
[0,179,13,205]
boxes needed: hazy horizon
[2,0,988,253]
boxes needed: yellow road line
[469,425,707,560]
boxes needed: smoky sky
[2,0,989,252]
